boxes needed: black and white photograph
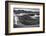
[13,8,40,28]
[5,1,45,35]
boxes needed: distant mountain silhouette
[14,10,39,14]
